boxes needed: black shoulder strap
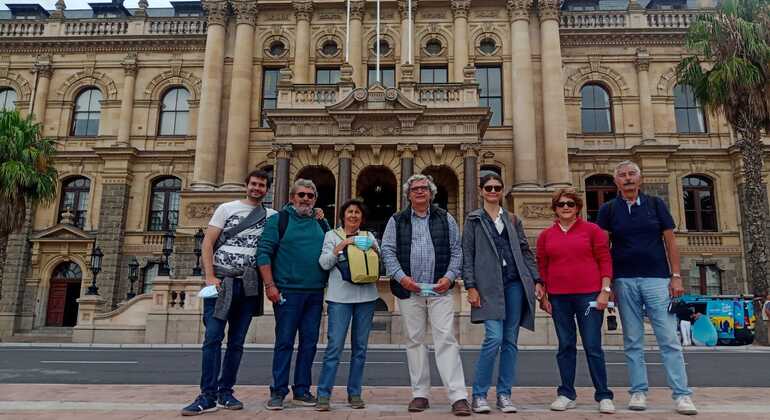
[222,204,266,241]
[277,209,329,240]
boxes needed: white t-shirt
[209,200,277,271]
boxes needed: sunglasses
[410,186,430,193]
[296,192,316,199]
[556,201,576,208]
[483,185,504,193]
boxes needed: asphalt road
[0,347,767,387]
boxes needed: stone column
[507,0,538,188]
[293,1,313,84]
[336,144,354,208]
[399,0,418,66]
[539,0,570,186]
[222,1,258,189]
[349,1,365,88]
[462,144,480,219]
[31,61,52,129]
[272,144,293,210]
[451,0,471,83]
[192,0,228,190]
[636,48,656,143]
[398,144,417,209]
[116,54,138,147]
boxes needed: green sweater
[256,205,329,292]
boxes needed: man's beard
[295,203,314,217]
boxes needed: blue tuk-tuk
[678,295,756,345]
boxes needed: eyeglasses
[410,186,430,193]
[556,201,576,208]
[483,185,504,193]
[296,192,316,199]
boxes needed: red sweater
[536,218,612,295]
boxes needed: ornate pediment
[327,84,425,134]
[31,224,94,242]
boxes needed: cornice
[0,36,206,54]
[560,30,687,48]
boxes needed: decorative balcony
[560,11,627,29]
[678,232,742,254]
[560,8,710,30]
[0,16,207,38]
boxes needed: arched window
[674,84,706,133]
[683,175,717,231]
[0,88,17,111]
[59,177,91,228]
[585,174,617,222]
[148,177,182,231]
[581,84,612,134]
[158,87,190,136]
[71,88,102,136]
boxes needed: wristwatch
[672,273,682,278]
[602,286,612,293]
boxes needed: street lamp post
[87,245,103,295]
[159,230,175,276]
[193,228,204,276]
[127,256,139,299]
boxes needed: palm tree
[0,110,58,296]
[677,0,770,345]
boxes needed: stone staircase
[6,327,73,343]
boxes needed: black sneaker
[265,394,284,411]
[217,393,244,410]
[181,394,218,416]
[293,392,318,406]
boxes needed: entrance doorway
[356,166,397,241]
[422,165,459,217]
[46,262,83,327]
[296,166,336,227]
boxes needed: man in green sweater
[258,179,330,411]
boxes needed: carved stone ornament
[350,1,366,20]
[507,0,532,21]
[122,53,138,77]
[202,1,229,26]
[232,0,258,25]
[33,63,53,79]
[186,202,219,220]
[293,1,314,21]
[461,143,480,158]
[519,203,553,219]
[635,48,651,72]
[451,0,471,19]
[538,0,560,21]
[272,144,293,159]
[399,0,418,21]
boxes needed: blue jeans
[200,278,259,398]
[472,281,525,398]
[270,291,324,398]
[550,292,613,402]
[317,300,376,398]
[615,277,692,399]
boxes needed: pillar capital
[334,144,355,159]
[272,144,293,159]
[231,0,258,25]
[397,144,418,159]
[32,63,53,79]
[635,48,651,72]
[451,0,471,19]
[461,143,480,158]
[537,0,560,21]
[350,0,366,20]
[122,53,138,77]
[506,0,532,22]
[293,1,314,21]
[398,0,418,21]
[202,0,228,26]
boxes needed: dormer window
[170,1,204,17]
[562,0,600,11]
[7,4,50,20]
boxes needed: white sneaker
[599,399,616,414]
[675,396,698,415]
[550,396,577,411]
[471,396,491,413]
[496,394,517,413]
[629,392,647,411]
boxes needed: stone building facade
[0,0,763,340]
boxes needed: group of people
[180,160,699,417]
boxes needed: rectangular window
[368,66,395,88]
[420,66,448,84]
[476,65,503,127]
[261,68,281,128]
[698,264,722,296]
[315,68,341,85]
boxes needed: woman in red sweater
[536,188,615,414]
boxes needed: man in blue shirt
[596,160,697,415]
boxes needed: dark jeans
[550,292,614,402]
[200,278,259,398]
[270,291,324,398]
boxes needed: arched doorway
[46,262,83,327]
[422,165,460,218]
[296,166,336,227]
[356,166,398,241]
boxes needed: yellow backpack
[335,228,380,284]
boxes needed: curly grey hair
[290,178,318,197]
[614,160,642,177]
[402,174,438,202]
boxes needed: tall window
[581,84,612,133]
[697,264,722,295]
[148,177,182,231]
[315,68,341,85]
[0,88,17,111]
[59,177,91,228]
[476,66,503,127]
[674,84,706,133]
[420,66,448,84]
[367,66,395,88]
[585,174,617,222]
[158,87,190,136]
[71,88,102,136]
[683,175,717,231]
[261,68,281,128]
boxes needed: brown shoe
[452,399,472,417]
[408,397,430,412]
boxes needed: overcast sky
[1,1,174,11]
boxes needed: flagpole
[376,0,381,82]
[407,0,412,64]
[345,0,350,62]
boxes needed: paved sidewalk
[0,385,768,419]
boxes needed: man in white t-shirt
[182,169,277,416]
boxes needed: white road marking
[39,361,138,364]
